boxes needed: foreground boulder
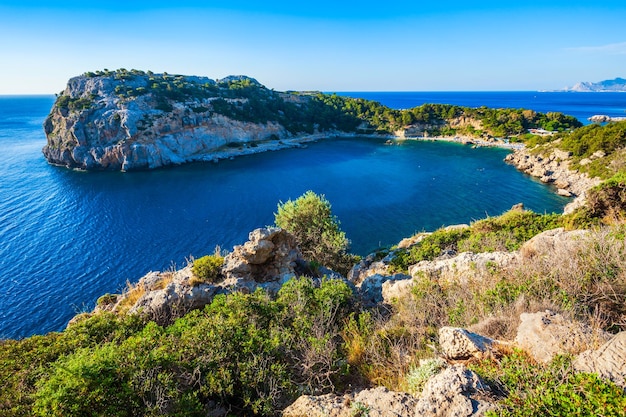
[574,331,626,389]
[283,387,418,417]
[415,364,495,417]
[438,327,499,360]
[514,310,611,363]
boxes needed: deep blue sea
[1,92,624,339]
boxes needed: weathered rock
[358,273,412,306]
[439,327,497,360]
[573,331,626,389]
[557,188,572,197]
[514,310,612,363]
[408,251,517,284]
[282,393,351,417]
[222,227,303,283]
[96,227,310,323]
[348,256,392,285]
[519,227,588,259]
[415,364,495,417]
[353,387,420,417]
[282,387,419,417]
[382,278,417,304]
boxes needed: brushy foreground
[2,215,625,416]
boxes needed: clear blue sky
[1,1,625,93]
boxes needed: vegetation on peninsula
[54,69,581,141]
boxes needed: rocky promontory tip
[42,69,316,171]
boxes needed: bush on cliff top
[275,190,359,275]
[191,253,224,285]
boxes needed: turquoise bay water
[2,93,613,339]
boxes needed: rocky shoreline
[504,146,601,213]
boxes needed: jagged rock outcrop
[504,147,601,213]
[221,227,305,292]
[514,310,612,363]
[94,227,309,322]
[42,70,323,171]
[574,331,626,389]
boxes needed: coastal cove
[0,92,618,339]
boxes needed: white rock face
[408,251,518,284]
[574,331,626,389]
[42,72,323,171]
[514,310,611,363]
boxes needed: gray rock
[574,331,626,389]
[282,387,419,417]
[408,251,517,284]
[520,228,588,258]
[358,273,411,306]
[415,364,494,417]
[514,310,612,363]
[222,227,303,283]
[438,327,497,360]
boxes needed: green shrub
[191,254,224,285]
[472,351,626,417]
[275,191,358,275]
[586,171,626,222]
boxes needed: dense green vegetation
[1,278,355,416]
[472,352,626,417]
[275,191,359,275]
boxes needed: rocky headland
[42,69,581,171]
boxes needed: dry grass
[345,224,626,391]
[115,280,147,314]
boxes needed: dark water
[2,92,622,339]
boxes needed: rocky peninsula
[42,69,581,171]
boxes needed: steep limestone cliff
[42,70,319,170]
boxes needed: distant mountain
[562,77,626,92]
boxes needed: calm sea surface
[1,92,624,339]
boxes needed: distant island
[43,69,581,171]
[560,77,626,92]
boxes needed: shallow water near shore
[0,93,606,339]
